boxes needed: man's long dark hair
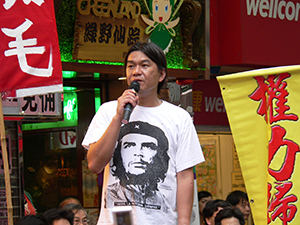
[124,42,168,94]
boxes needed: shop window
[23,129,77,213]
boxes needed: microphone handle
[121,103,133,124]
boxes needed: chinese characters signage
[2,93,62,118]
[0,0,63,98]
[73,0,148,62]
[217,65,300,225]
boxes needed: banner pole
[0,98,14,225]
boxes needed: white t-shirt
[82,100,205,225]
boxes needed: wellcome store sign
[246,0,300,21]
[210,0,300,67]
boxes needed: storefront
[2,0,300,224]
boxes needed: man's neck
[138,96,162,107]
[138,89,163,107]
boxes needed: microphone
[121,81,140,124]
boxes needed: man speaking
[82,42,204,225]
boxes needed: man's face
[220,217,240,225]
[121,133,158,175]
[126,51,166,97]
[235,199,250,220]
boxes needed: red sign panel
[0,0,62,98]
[210,0,300,67]
[193,79,229,126]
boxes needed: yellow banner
[217,65,300,225]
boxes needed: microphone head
[129,81,140,93]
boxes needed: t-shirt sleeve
[81,101,116,150]
[175,115,205,172]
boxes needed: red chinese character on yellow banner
[269,126,300,181]
[250,73,298,124]
[268,182,297,225]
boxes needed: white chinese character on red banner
[3,0,44,10]
[1,18,53,77]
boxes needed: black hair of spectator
[16,215,48,225]
[198,191,212,201]
[226,190,249,207]
[203,199,232,225]
[44,208,74,225]
[215,207,245,225]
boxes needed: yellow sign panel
[73,0,148,62]
[217,65,300,225]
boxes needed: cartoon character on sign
[141,0,183,52]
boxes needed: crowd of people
[18,189,251,225]
[198,190,251,225]
[17,197,89,225]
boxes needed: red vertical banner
[0,0,63,98]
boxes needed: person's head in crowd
[44,208,74,225]
[198,191,213,214]
[59,197,81,208]
[226,190,250,220]
[16,215,48,225]
[215,207,245,225]
[203,199,232,225]
[63,204,89,225]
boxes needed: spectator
[215,207,245,225]
[59,197,81,208]
[226,190,251,220]
[16,215,48,225]
[203,199,231,225]
[198,191,212,225]
[44,208,74,225]
[63,204,89,225]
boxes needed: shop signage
[192,79,229,126]
[246,0,300,21]
[50,131,76,150]
[2,93,62,118]
[0,0,63,98]
[210,0,300,67]
[141,0,183,52]
[73,0,148,62]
